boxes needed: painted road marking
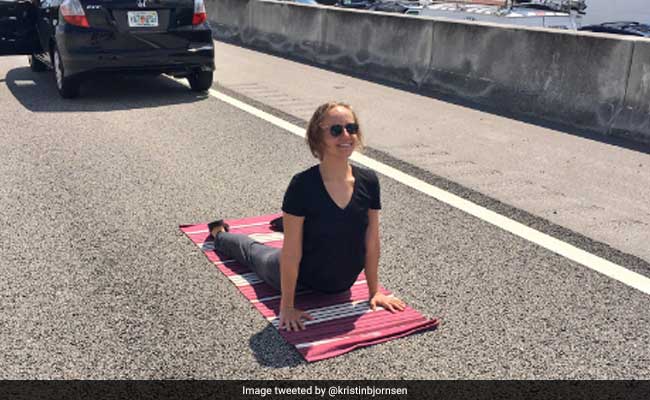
[173,77,650,296]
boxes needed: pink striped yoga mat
[180,214,439,362]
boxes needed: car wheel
[53,45,80,99]
[29,55,48,72]
[187,70,213,92]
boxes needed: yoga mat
[180,214,439,362]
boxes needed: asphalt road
[0,52,648,379]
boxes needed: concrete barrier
[321,10,434,87]
[205,0,251,42]
[423,23,633,134]
[206,0,650,144]
[246,1,325,63]
[613,39,650,142]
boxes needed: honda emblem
[137,0,147,8]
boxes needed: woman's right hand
[279,306,313,331]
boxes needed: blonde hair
[305,102,364,160]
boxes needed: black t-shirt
[282,164,381,293]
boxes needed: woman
[210,102,405,332]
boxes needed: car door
[35,0,59,52]
[0,0,41,55]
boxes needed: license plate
[127,11,159,28]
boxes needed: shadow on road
[4,67,207,112]
[248,290,364,368]
[249,325,305,368]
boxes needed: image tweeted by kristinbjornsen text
[242,384,407,398]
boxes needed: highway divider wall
[616,40,650,138]
[205,0,650,143]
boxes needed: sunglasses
[326,123,359,137]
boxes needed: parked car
[579,22,650,38]
[0,0,215,98]
[337,0,376,10]
[406,2,581,30]
[369,1,416,14]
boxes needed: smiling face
[318,106,359,161]
[305,102,364,160]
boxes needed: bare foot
[208,220,229,238]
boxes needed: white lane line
[175,78,650,296]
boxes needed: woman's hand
[279,306,313,331]
[370,293,406,313]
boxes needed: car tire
[187,70,213,92]
[53,45,80,99]
[29,55,47,72]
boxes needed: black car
[579,22,650,38]
[369,1,415,14]
[336,0,375,10]
[0,0,215,98]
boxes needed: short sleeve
[282,174,307,216]
[369,170,381,210]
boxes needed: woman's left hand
[369,293,406,313]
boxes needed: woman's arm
[364,209,381,298]
[279,212,313,331]
[364,209,406,313]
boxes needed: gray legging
[213,232,306,292]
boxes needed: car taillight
[192,0,207,25]
[60,0,90,28]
